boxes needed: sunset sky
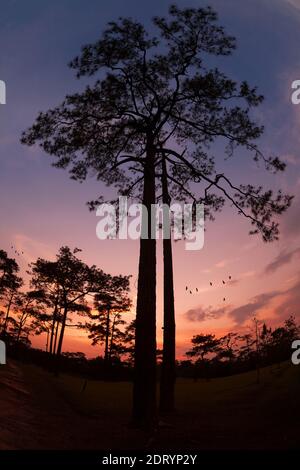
[1,0,300,358]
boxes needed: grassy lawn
[55,374,132,418]
[54,361,299,415]
[17,360,300,449]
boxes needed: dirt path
[0,360,40,449]
[0,360,145,449]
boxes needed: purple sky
[1,0,300,357]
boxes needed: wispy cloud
[229,291,280,324]
[274,274,300,318]
[185,305,229,322]
[215,259,229,268]
[282,154,300,166]
[227,279,240,286]
[282,195,300,239]
[284,0,300,10]
[264,247,300,274]
[184,272,300,326]
[228,273,300,325]
[13,233,54,265]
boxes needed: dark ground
[0,359,299,450]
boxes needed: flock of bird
[186,275,232,302]
[10,245,24,257]
[9,247,232,304]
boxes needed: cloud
[185,305,228,322]
[282,154,300,166]
[274,274,300,318]
[13,233,54,265]
[214,257,240,269]
[185,290,280,325]
[241,271,256,278]
[215,259,228,268]
[227,279,240,286]
[229,291,280,324]
[284,0,300,10]
[282,195,300,239]
[229,273,300,325]
[264,247,300,274]
[184,271,300,328]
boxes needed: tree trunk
[254,319,260,384]
[132,137,157,429]
[56,306,67,357]
[46,330,50,352]
[104,307,110,364]
[55,304,68,374]
[2,291,14,334]
[109,315,116,364]
[53,319,60,355]
[49,299,59,355]
[16,315,25,342]
[159,156,176,412]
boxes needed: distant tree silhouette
[30,247,110,372]
[187,333,220,379]
[0,250,20,299]
[0,274,23,335]
[121,319,136,366]
[21,5,292,426]
[259,322,272,363]
[30,257,63,355]
[8,290,46,345]
[184,315,300,379]
[238,333,255,363]
[87,276,131,366]
[0,251,23,337]
[187,333,221,361]
[29,246,131,371]
[252,317,263,383]
[269,316,299,367]
[217,332,239,364]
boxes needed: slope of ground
[0,359,299,449]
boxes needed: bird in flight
[187,274,234,298]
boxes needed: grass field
[1,360,300,449]
[50,361,300,449]
[55,361,298,413]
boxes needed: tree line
[0,246,134,372]
[183,316,299,381]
